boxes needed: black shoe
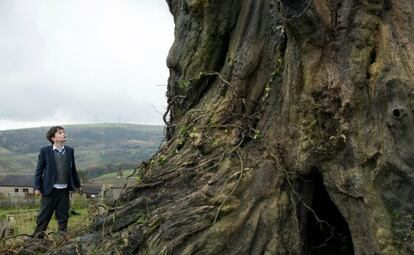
[32,232,45,239]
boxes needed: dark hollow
[392,109,401,118]
[306,173,354,255]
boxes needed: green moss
[220,201,239,213]
[136,214,149,225]
[260,51,284,107]
[252,129,262,140]
[158,155,167,166]
[179,126,190,136]
[177,138,185,146]
[178,79,191,90]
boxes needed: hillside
[0,123,164,177]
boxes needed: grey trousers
[33,188,70,237]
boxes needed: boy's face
[52,129,67,144]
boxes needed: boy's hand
[34,190,42,196]
[77,187,83,194]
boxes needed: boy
[33,126,81,238]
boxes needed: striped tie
[55,148,65,156]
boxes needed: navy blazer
[33,145,81,195]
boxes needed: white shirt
[53,144,65,155]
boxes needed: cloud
[0,0,174,130]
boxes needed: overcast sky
[0,0,174,130]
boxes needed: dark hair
[46,126,64,144]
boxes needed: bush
[70,193,90,210]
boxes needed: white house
[0,174,34,198]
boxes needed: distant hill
[0,123,164,178]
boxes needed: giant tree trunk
[23,0,414,254]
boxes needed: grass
[1,208,90,240]
[1,194,93,238]
[93,169,141,188]
[95,169,135,179]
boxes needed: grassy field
[1,194,94,238]
[0,206,93,254]
[95,169,135,179]
[0,207,90,237]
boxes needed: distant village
[0,172,137,200]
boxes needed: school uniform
[33,145,81,237]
